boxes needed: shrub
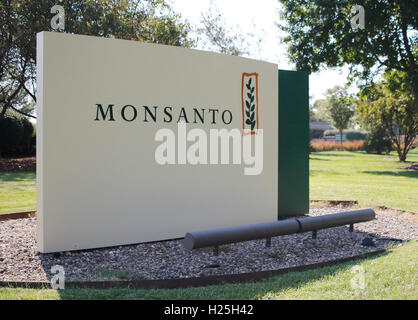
[31,127,36,154]
[309,141,315,153]
[346,131,367,141]
[21,117,34,154]
[311,140,364,152]
[0,112,34,157]
[364,126,392,154]
[323,129,367,141]
[0,116,23,157]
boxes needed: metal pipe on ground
[183,209,375,250]
[183,219,300,250]
[296,209,375,232]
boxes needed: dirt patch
[0,157,36,172]
[310,200,359,208]
[0,211,36,221]
[310,200,417,222]
[372,205,418,224]
[395,163,418,171]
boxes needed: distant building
[310,121,334,139]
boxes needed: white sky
[169,0,350,102]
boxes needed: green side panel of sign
[278,70,309,217]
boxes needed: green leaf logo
[244,76,256,131]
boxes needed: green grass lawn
[1,241,416,300]
[0,172,35,214]
[310,149,418,212]
[0,151,417,299]
[1,150,417,214]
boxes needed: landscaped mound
[0,157,36,172]
[0,206,416,284]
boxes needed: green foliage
[364,126,393,154]
[323,129,367,141]
[279,0,418,110]
[0,0,193,118]
[16,0,193,59]
[357,70,418,161]
[198,2,255,56]
[0,117,23,156]
[311,87,355,132]
[346,132,366,141]
[325,86,354,142]
[21,117,34,153]
[311,98,330,122]
[0,112,34,157]
[245,78,256,130]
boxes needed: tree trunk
[0,104,8,119]
[394,137,413,162]
[0,81,25,119]
[339,129,343,150]
[414,85,418,114]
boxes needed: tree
[310,98,330,122]
[199,3,247,56]
[198,1,262,57]
[326,86,354,147]
[279,0,418,112]
[0,109,34,157]
[357,70,418,161]
[0,0,31,119]
[363,124,393,155]
[0,0,192,119]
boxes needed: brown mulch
[1,206,416,282]
[310,200,359,208]
[0,157,36,172]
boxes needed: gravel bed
[0,207,417,282]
